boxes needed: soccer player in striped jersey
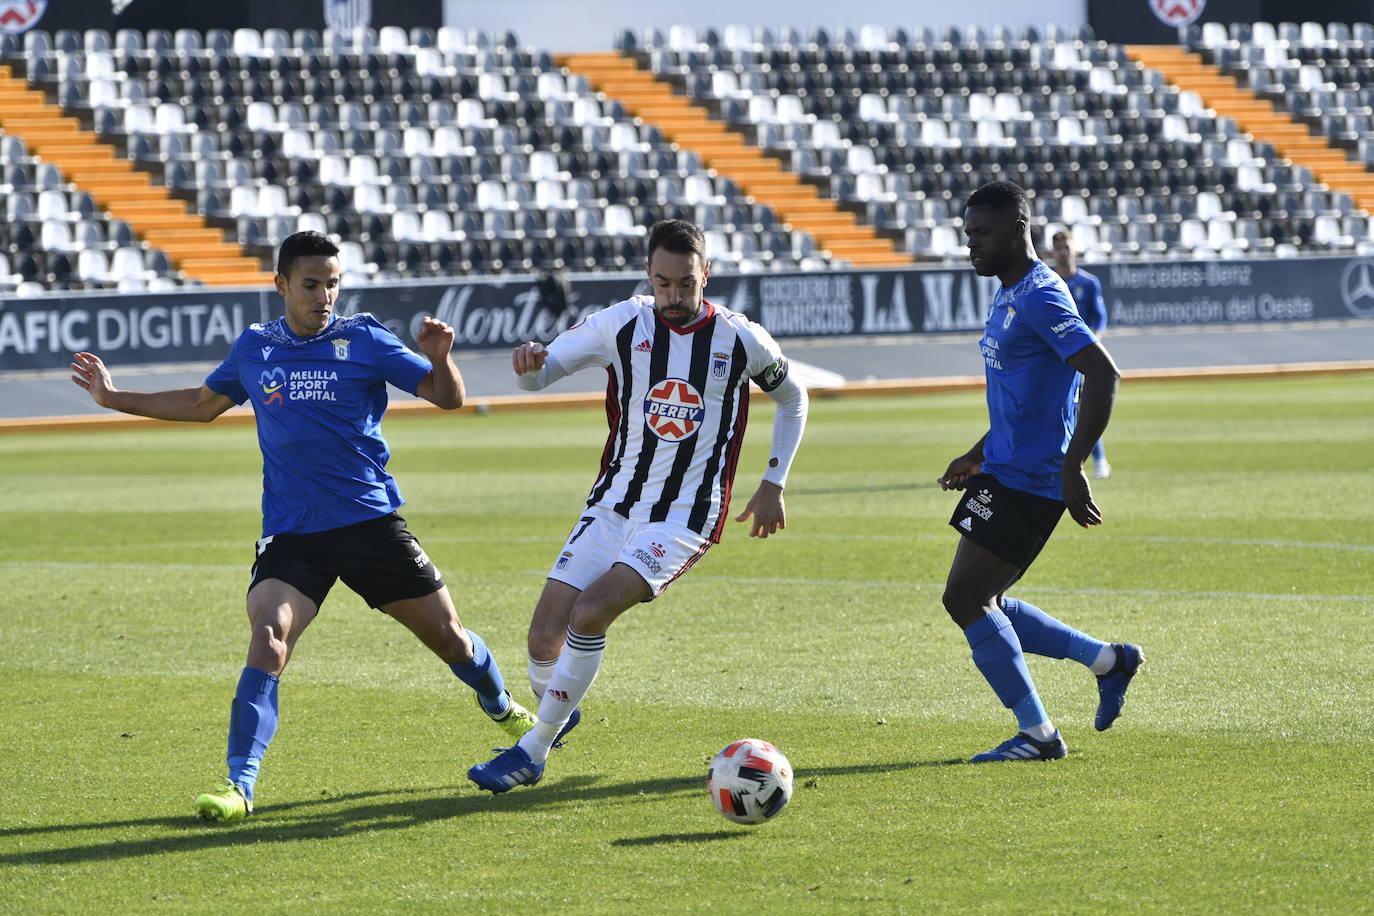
[71,232,534,821]
[1051,229,1111,479]
[468,219,809,793]
[941,182,1142,763]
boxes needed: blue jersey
[205,313,432,537]
[1064,268,1106,334]
[978,261,1098,499]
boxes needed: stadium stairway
[558,52,911,267]
[0,63,274,288]
[1127,45,1374,213]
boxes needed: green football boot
[477,690,538,740]
[194,778,252,823]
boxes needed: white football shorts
[546,505,711,599]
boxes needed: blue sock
[964,610,1049,731]
[448,630,509,716]
[1092,440,1107,465]
[1002,597,1106,667]
[226,667,279,802]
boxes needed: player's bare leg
[468,565,648,792]
[245,578,319,675]
[384,586,475,664]
[527,579,580,688]
[386,587,534,738]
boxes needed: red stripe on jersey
[597,366,621,484]
[709,384,750,543]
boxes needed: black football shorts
[249,512,445,610]
[948,473,1066,570]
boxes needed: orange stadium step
[197,272,278,287]
[0,65,272,287]
[144,228,227,245]
[0,64,270,288]
[559,50,913,266]
[156,238,244,255]
[179,258,268,272]
[1127,44,1373,214]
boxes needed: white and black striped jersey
[523,295,792,541]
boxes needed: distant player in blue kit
[1051,228,1111,479]
[939,182,1143,762]
[70,231,534,821]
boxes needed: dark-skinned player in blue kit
[71,231,534,820]
[940,182,1144,762]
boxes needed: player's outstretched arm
[937,433,987,491]
[70,352,234,423]
[414,317,465,409]
[735,480,786,538]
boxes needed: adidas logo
[959,517,973,531]
[633,340,652,353]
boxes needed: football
[707,738,794,825]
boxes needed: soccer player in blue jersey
[1052,229,1111,479]
[938,182,1143,762]
[70,231,534,821]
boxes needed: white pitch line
[20,532,1372,554]
[686,575,1374,604]
[4,564,1370,604]
[758,533,1374,553]
[1101,534,1374,553]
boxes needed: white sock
[528,653,557,703]
[1024,721,1057,742]
[1089,644,1117,676]
[518,629,604,763]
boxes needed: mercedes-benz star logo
[1339,258,1374,318]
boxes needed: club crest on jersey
[259,367,286,406]
[1002,306,1016,330]
[644,378,704,442]
[333,338,351,361]
[711,351,730,380]
[555,551,572,572]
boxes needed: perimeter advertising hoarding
[1,254,1367,371]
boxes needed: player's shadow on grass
[611,831,742,847]
[0,759,960,866]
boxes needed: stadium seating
[1,22,1372,293]
[629,22,1374,262]
[1188,21,1374,178]
[4,25,829,289]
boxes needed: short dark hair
[646,219,706,264]
[965,180,1031,221]
[277,231,340,277]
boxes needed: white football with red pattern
[707,738,793,825]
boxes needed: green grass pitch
[1,373,1370,913]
